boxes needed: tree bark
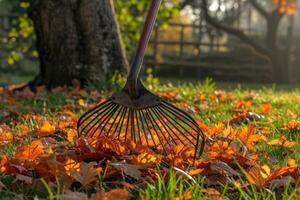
[28,0,128,89]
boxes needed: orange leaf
[0,130,14,143]
[38,121,56,137]
[188,168,204,176]
[273,0,297,15]
[238,126,260,151]
[92,189,130,200]
[268,135,296,148]
[260,102,271,114]
[15,140,44,161]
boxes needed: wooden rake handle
[127,0,162,98]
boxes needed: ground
[0,77,299,200]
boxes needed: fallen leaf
[38,121,56,137]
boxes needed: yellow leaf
[39,121,55,137]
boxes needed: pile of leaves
[0,82,299,199]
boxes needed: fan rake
[77,0,205,159]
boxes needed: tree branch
[248,0,270,19]
[201,0,271,57]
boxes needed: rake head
[77,82,205,159]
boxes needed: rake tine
[160,104,201,140]
[152,107,180,145]
[131,109,136,142]
[144,109,167,154]
[79,102,115,135]
[77,100,111,132]
[89,104,120,138]
[140,109,158,150]
[148,108,173,148]
[137,110,150,147]
[134,110,142,144]
[104,105,124,137]
[156,106,196,146]
[162,101,204,136]
[97,104,123,137]
[124,109,131,142]
[116,107,128,139]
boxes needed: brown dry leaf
[15,174,33,184]
[60,190,88,200]
[38,121,56,137]
[15,140,44,161]
[111,161,142,180]
[70,162,100,187]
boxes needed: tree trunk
[28,0,128,89]
[266,12,289,83]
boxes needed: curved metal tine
[156,107,203,159]
[160,103,200,140]
[96,104,123,138]
[156,106,196,146]
[162,100,204,137]
[134,110,142,144]
[152,106,182,145]
[140,109,158,149]
[124,109,131,142]
[78,101,114,135]
[144,109,168,154]
[137,110,150,147]
[147,107,173,148]
[116,107,128,139]
[104,106,125,137]
[161,103,205,158]
[131,109,136,142]
[77,100,111,131]
[89,104,120,138]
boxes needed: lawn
[0,77,299,200]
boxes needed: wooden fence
[145,22,272,82]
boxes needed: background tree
[198,0,297,83]
[27,0,128,89]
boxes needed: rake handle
[127,0,162,98]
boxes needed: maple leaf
[38,121,56,137]
[70,162,100,187]
[238,126,261,151]
[64,158,81,176]
[15,140,44,161]
[110,160,142,180]
[130,152,160,166]
[207,141,237,163]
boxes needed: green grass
[0,77,299,199]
